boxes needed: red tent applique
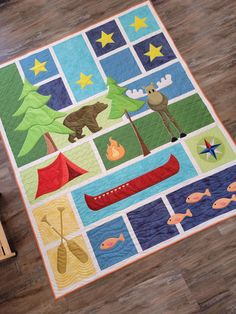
[35,152,88,198]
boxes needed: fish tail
[231,194,236,202]
[119,233,125,241]
[186,209,192,217]
[205,188,211,197]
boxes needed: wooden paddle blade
[67,240,88,263]
[57,243,67,274]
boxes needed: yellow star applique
[30,59,47,76]
[76,72,93,89]
[130,16,148,32]
[144,44,164,62]
[96,31,114,48]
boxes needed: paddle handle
[58,207,64,244]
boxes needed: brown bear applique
[63,102,108,143]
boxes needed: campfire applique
[106,137,126,161]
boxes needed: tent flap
[35,153,88,198]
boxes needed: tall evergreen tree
[13,80,73,157]
[107,77,150,156]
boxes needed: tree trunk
[44,132,58,154]
[124,110,150,156]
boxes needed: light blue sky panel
[53,35,106,102]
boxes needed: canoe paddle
[41,215,88,263]
[57,207,67,274]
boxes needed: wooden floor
[0,0,236,313]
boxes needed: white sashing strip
[67,193,101,272]
[89,140,107,174]
[58,90,107,113]
[34,74,61,87]
[49,46,77,105]
[180,141,202,174]
[115,17,146,74]
[131,29,162,46]
[162,196,185,234]
[119,58,179,87]
[98,44,129,61]
[122,214,143,253]
[82,33,107,83]
[15,60,25,80]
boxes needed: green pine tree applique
[14,80,73,157]
[107,77,150,156]
[107,77,146,119]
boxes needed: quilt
[0,1,235,298]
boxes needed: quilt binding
[0,0,235,299]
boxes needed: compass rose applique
[199,138,222,160]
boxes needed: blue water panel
[72,143,197,226]
[87,217,137,270]
[167,164,236,230]
[127,198,179,250]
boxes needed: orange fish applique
[167,209,192,225]
[100,233,125,250]
[186,188,211,204]
[227,182,236,192]
[212,194,236,209]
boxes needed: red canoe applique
[84,154,180,211]
[35,153,88,198]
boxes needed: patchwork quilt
[0,1,235,298]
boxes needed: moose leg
[158,111,177,142]
[164,108,186,138]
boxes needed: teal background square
[119,5,160,42]
[53,35,106,102]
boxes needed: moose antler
[126,75,173,99]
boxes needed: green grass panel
[0,64,47,167]
[94,93,214,170]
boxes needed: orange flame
[106,137,126,161]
